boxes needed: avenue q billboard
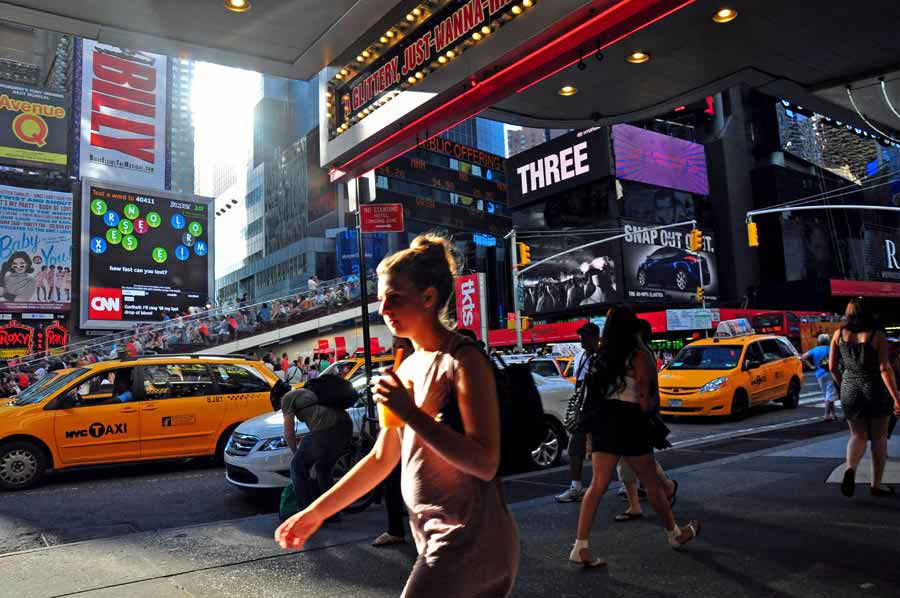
[80,179,213,330]
[0,81,69,169]
[505,128,613,209]
[80,40,168,190]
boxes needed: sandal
[870,485,896,497]
[667,520,701,549]
[568,539,607,568]
[372,533,405,547]
[840,468,856,498]
[614,511,644,522]
[667,480,679,508]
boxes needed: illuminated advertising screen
[612,124,709,196]
[80,179,213,330]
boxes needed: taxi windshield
[321,360,357,378]
[11,369,87,406]
[668,346,743,370]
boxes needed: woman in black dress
[830,300,900,497]
[570,306,700,567]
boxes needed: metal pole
[355,178,375,423]
[511,228,523,351]
[747,204,900,218]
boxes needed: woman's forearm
[404,408,497,481]
[880,365,900,404]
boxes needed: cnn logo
[89,288,123,320]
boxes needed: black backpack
[305,374,359,410]
[443,342,545,472]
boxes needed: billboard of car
[621,220,718,303]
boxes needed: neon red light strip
[337,0,694,177]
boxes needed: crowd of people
[0,272,378,381]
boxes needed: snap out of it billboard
[79,40,168,190]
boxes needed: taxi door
[52,368,141,465]
[743,343,775,404]
[759,338,792,400]
[139,362,225,458]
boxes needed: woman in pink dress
[276,234,519,597]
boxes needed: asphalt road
[0,373,829,556]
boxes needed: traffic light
[517,242,532,266]
[689,228,703,252]
[747,221,759,247]
[696,286,704,303]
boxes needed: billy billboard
[79,41,168,190]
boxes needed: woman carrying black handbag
[569,306,700,568]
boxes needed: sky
[191,62,261,197]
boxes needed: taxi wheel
[729,390,750,421]
[781,379,801,409]
[0,440,47,491]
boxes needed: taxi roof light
[714,319,756,338]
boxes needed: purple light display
[612,124,709,196]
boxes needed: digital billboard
[0,81,69,169]
[612,124,709,196]
[80,179,213,330]
[620,220,718,303]
[0,184,72,313]
[519,232,623,317]
[79,41,168,190]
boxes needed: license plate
[667,399,683,407]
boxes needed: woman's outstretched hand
[275,509,323,550]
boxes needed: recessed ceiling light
[407,76,416,84]
[362,50,371,58]
[712,8,738,23]
[627,51,650,64]
[446,50,455,59]
[406,13,415,21]
[472,31,483,41]
[558,85,578,97]
[379,36,388,43]
[415,71,424,80]
[340,68,348,76]
[481,25,491,35]
[438,55,448,64]
[512,5,523,15]
[523,0,533,7]
[356,55,364,63]
[223,0,251,13]
[413,8,422,17]
[385,30,395,38]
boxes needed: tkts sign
[330,0,530,137]
[454,273,489,343]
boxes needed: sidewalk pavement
[2,432,898,598]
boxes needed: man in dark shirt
[280,386,353,515]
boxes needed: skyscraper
[440,117,507,157]
[169,58,195,194]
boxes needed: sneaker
[556,487,585,503]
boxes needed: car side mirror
[745,359,761,370]
[58,390,77,409]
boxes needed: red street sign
[360,203,404,233]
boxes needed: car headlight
[698,377,728,393]
[258,437,288,451]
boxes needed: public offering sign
[80,179,213,330]
[360,203,405,233]
[0,184,72,313]
[0,81,69,168]
[79,40,168,190]
[620,220,718,303]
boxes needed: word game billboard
[80,179,213,330]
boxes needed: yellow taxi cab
[320,355,395,380]
[0,354,279,491]
[657,319,803,419]
[555,356,577,385]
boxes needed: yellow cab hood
[658,367,730,389]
